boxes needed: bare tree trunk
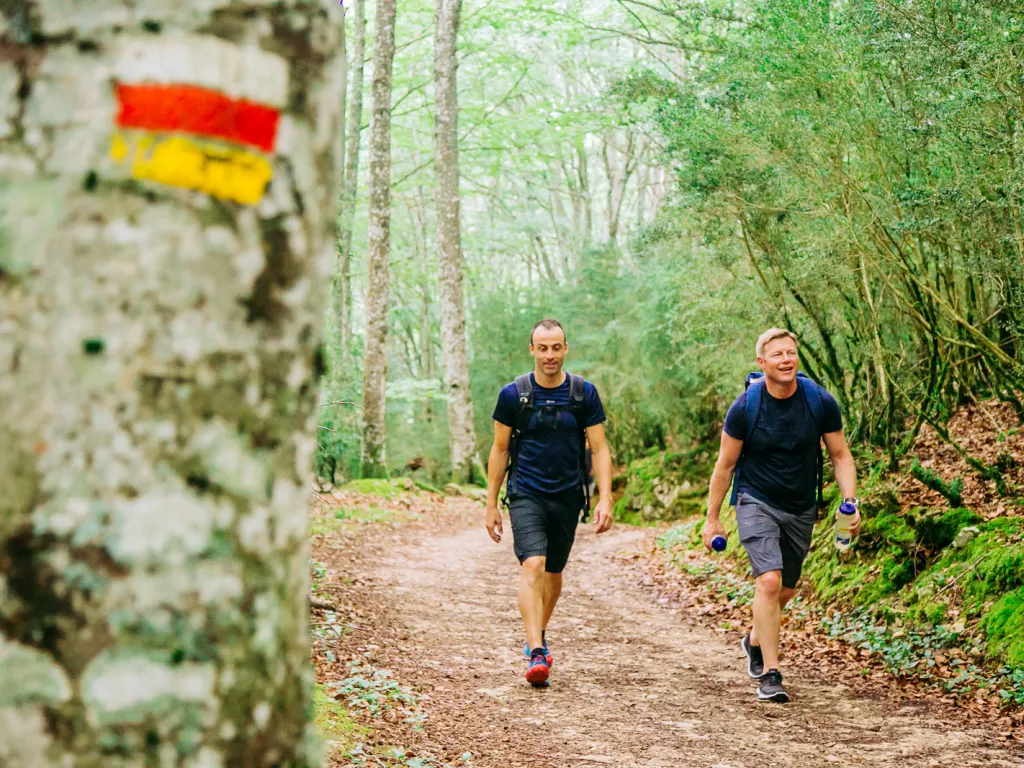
[360,0,398,478]
[434,0,477,483]
[335,0,367,358]
[0,3,343,765]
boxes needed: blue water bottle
[835,502,857,552]
[711,535,727,552]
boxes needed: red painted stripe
[115,83,280,153]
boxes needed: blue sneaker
[523,642,552,667]
[525,652,550,687]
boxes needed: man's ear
[756,356,766,371]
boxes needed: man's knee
[522,556,547,583]
[755,570,783,601]
[779,586,797,606]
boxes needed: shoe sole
[526,664,550,686]
[741,637,764,680]
[757,690,791,703]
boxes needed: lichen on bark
[0,1,343,764]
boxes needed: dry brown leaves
[903,400,1024,517]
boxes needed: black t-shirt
[493,374,606,495]
[723,383,842,514]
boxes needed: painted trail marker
[109,36,288,205]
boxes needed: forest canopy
[323,0,1023,489]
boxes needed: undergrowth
[654,476,1024,710]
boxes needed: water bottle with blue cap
[834,499,858,551]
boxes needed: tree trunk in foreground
[433,0,477,483]
[0,2,343,765]
[360,0,398,478]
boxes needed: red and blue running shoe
[523,642,552,667]
[525,652,550,687]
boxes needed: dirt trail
[366,521,1023,768]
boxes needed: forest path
[363,519,1024,768]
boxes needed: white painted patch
[271,479,305,546]
[41,497,91,537]
[116,35,289,109]
[253,701,271,729]
[0,640,72,707]
[82,653,214,720]
[237,505,272,553]
[189,423,269,499]
[186,746,224,768]
[109,487,215,565]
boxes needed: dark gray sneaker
[741,633,764,679]
[757,670,790,703]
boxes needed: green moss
[980,587,1024,667]
[309,514,344,536]
[310,505,402,536]
[413,479,443,494]
[340,479,411,499]
[312,682,364,754]
[613,449,708,524]
[912,507,983,550]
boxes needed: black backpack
[505,372,591,516]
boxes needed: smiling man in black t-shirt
[703,328,860,703]
[485,318,613,687]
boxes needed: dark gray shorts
[735,492,816,589]
[507,488,583,574]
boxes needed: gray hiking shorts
[735,492,816,589]
[507,488,583,574]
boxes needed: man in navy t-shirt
[703,329,861,703]
[485,318,613,687]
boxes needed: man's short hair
[530,318,566,345]
[756,328,798,358]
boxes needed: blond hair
[756,328,798,359]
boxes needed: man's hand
[845,507,862,538]
[702,517,726,552]
[591,497,613,534]
[485,504,503,543]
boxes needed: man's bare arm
[708,431,744,521]
[486,422,512,507]
[822,430,856,500]
[585,423,614,533]
[702,431,743,550]
[823,429,860,536]
[485,422,512,543]
[585,423,612,500]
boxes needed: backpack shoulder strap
[797,374,828,511]
[797,374,825,434]
[506,374,535,501]
[567,373,586,410]
[513,374,534,433]
[731,378,763,507]
[742,378,764,444]
[566,373,591,517]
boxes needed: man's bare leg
[750,570,784,670]
[750,584,796,650]
[519,556,547,651]
[541,572,563,636]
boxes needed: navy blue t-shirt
[723,383,842,514]
[493,373,606,496]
